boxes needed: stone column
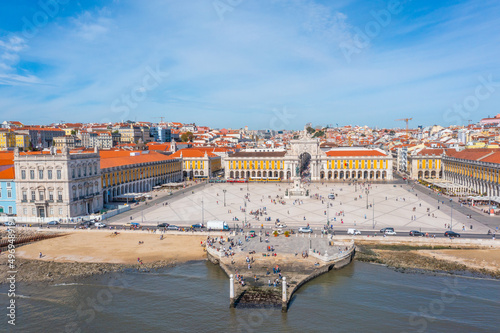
[229,274,235,308]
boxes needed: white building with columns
[14,147,103,219]
[225,133,393,181]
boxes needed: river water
[1,261,499,332]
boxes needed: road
[10,223,496,240]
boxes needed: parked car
[191,223,204,229]
[384,230,397,235]
[409,230,424,236]
[380,227,395,234]
[4,221,15,226]
[298,226,313,233]
[166,225,179,230]
[275,222,287,228]
[444,231,460,238]
[347,228,361,235]
[157,223,170,228]
[47,221,59,225]
[95,222,106,228]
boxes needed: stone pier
[206,232,355,312]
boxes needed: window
[8,206,13,214]
[94,165,97,174]
[48,170,53,179]
[58,191,63,201]
[30,170,35,179]
[57,170,62,179]
[49,191,54,201]
[72,169,75,178]
[89,166,92,175]
[0,206,3,213]
[78,168,81,177]
[23,208,27,215]
[58,208,63,215]
[31,191,36,201]
[84,166,87,177]
[6,182,11,188]
[7,190,11,198]
[72,188,76,199]
[39,191,44,201]
[22,191,27,201]
[49,208,54,215]
[21,170,26,179]
[32,208,36,215]
[39,170,44,179]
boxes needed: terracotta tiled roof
[147,143,171,151]
[480,152,500,164]
[231,151,286,158]
[170,149,218,158]
[0,165,14,179]
[415,148,446,156]
[325,149,387,157]
[445,149,499,161]
[100,151,176,169]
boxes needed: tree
[312,130,325,138]
[181,131,194,142]
[71,130,76,135]
[306,126,315,135]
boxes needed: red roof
[0,165,14,179]
[170,148,217,158]
[326,150,387,157]
[100,151,176,169]
[415,148,446,156]
[445,149,499,161]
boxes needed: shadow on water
[288,260,356,309]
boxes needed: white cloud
[0,0,499,128]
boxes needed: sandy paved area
[110,183,491,233]
[15,232,206,264]
[418,249,500,272]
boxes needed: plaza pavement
[109,182,494,234]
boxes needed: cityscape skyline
[1,1,499,129]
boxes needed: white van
[347,228,361,235]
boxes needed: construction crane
[154,117,166,124]
[395,118,412,143]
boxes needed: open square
[112,182,490,234]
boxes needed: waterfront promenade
[205,233,355,311]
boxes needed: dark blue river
[1,261,498,332]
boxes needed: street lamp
[223,189,227,207]
[244,199,247,226]
[365,189,369,209]
[449,198,452,231]
[372,198,375,230]
[202,197,205,224]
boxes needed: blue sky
[0,0,499,130]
